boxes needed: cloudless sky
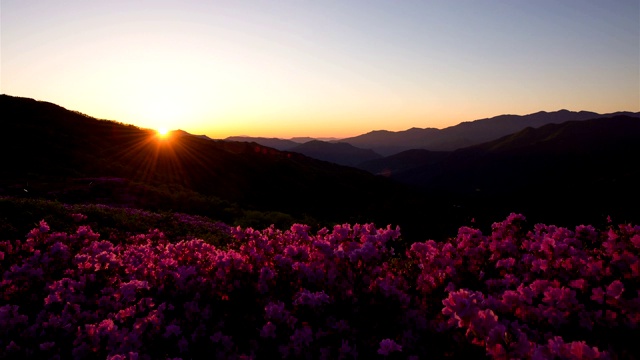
[2,0,639,138]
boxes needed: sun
[157,127,170,139]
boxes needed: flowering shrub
[1,211,638,359]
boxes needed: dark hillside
[4,95,637,240]
[392,116,640,227]
[288,140,382,166]
[356,149,450,175]
[0,95,456,240]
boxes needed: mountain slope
[341,127,440,156]
[3,94,638,240]
[0,95,447,239]
[341,110,640,155]
[390,116,640,225]
[288,140,382,166]
[356,149,450,175]
[224,136,300,151]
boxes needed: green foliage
[0,197,230,246]
[0,197,73,239]
[0,196,330,248]
[234,210,296,230]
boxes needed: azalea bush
[1,208,638,359]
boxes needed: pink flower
[378,338,402,355]
[605,310,618,323]
[71,213,87,222]
[569,279,586,290]
[339,340,353,355]
[442,289,484,327]
[118,280,149,302]
[96,319,117,336]
[606,280,624,299]
[210,331,233,349]
[591,287,604,304]
[260,322,276,338]
[265,301,288,322]
[39,341,55,351]
[178,336,189,353]
[470,309,501,339]
[164,324,181,337]
[496,257,516,269]
[39,220,50,233]
[569,341,601,359]
[290,326,313,347]
[293,289,331,307]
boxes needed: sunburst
[157,127,170,139]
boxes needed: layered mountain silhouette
[2,94,639,239]
[404,115,637,182]
[226,110,639,165]
[225,136,383,167]
[224,136,300,151]
[0,95,440,239]
[224,136,341,150]
[340,110,640,155]
[290,136,340,143]
[287,141,382,167]
[372,116,640,226]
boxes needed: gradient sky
[2,0,639,139]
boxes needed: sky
[2,0,639,139]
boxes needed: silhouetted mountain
[341,128,440,156]
[389,116,640,226]
[193,133,214,141]
[223,137,383,167]
[1,95,454,240]
[224,136,300,151]
[341,110,640,155]
[290,136,340,143]
[3,94,639,240]
[356,149,450,175]
[288,140,382,167]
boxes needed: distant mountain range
[228,110,640,163]
[224,136,301,151]
[340,110,640,155]
[223,137,384,166]
[2,93,639,239]
[224,109,640,226]
[224,136,340,150]
[288,141,381,167]
[380,115,640,226]
[386,115,640,190]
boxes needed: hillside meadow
[1,197,639,359]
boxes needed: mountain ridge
[224,109,639,158]
[288,140,382,167]
[0,94,448,240]
[340,110,640,155]
[2,93,639,237]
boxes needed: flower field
[1,203,639,359]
